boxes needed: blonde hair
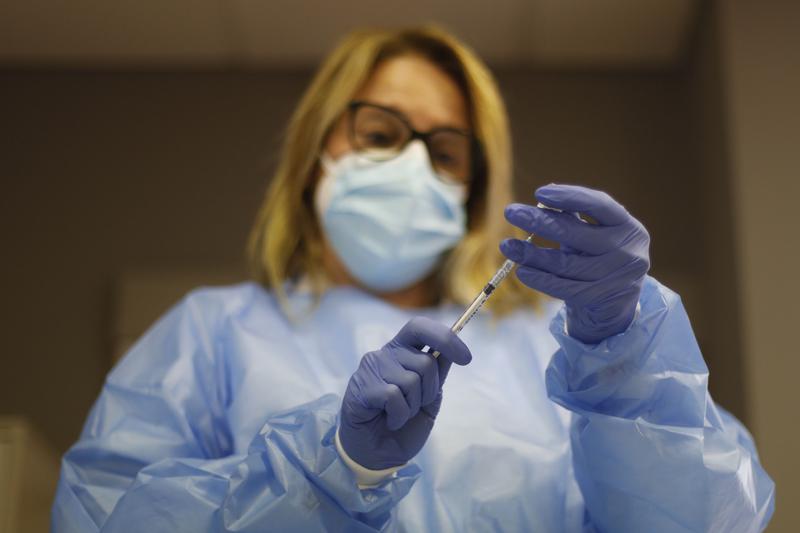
[248,25,541,314]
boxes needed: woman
[52,26,774,532]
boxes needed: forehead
[354,54,470,131]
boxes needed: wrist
[335,427,403,488]
[566,299,639,344]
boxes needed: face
[324,54,470,162]
[317,54,471,301]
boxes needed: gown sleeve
[51,288,418,533]
[545,276,775,532]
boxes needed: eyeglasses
[347,100,477,185]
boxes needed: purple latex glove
[501,184,650,344]
[339,317,472,470]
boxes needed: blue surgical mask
[315,140,468,292]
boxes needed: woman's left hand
[500,184,651,344]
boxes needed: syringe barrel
[488,259,516,287]
[429,232,534,358]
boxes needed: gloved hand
[339,317,472,471]
[500,184,650,344]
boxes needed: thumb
[437,357,454,387]
[394,317,473,366]
[393,316,472,387]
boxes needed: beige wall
[718,1,800,531]
[0,65,733,457]
[688,0,748,431]
[0,71,306,451]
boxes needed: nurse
[52,26,774,532]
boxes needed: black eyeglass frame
[346,100,483,184]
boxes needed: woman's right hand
[338,317,472,471]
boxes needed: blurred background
[0,0,797,531]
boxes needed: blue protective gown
[52,276,774,532]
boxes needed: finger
[535,184,629,226]
[500,239,619,281]
[515,265,594,302]
[380,361,422,419]
[504,203,614,255]
[393,317,472,366]
[361,382,411,431]
[395,348,439,406]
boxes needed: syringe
[431,233,534,359]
